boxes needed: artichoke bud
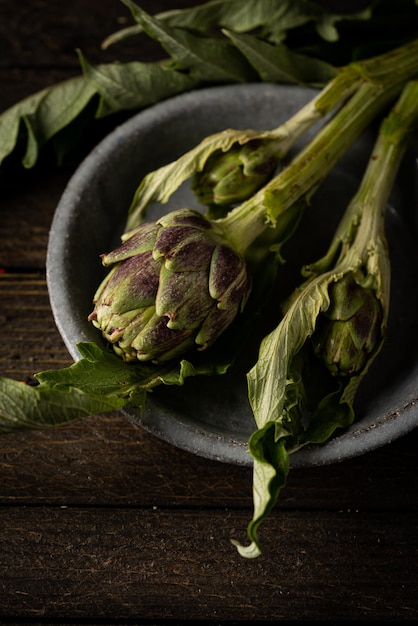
[192,139,278,207]
[88,208,251,363]
[312,274,383,377]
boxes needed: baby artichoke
[88,208,251,363]
[312,274,383,377]
[191,139,279,208]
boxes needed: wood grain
[1,273,72,378]
[1,506,417,621]
[0,400,417,510]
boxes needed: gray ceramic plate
[47,84,418,467]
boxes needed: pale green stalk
[306,78,418,290]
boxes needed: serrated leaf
[224,29,337,86]
[121,1,256,83]
[265,0,372,44]
[78,53,199,117]
[0,376,126,433]
[157,0,289,33]
[0,337,237,434]
[111,0,372,48]
[116,0,287,39]
[37,340,235,409]
[103,0,291,49]
[36,342,166,400]
[237,271,355,558]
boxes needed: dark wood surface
[1,1,418,622]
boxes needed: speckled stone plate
[46,84,418,467]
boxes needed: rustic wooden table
[1,1,418,622]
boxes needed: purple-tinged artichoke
[88,208,251,363]
[311,275,383,377]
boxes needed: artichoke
[311,274,383,377]
[88,208,251,363]
[191,139,279,208]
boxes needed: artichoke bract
[88,208,251,363]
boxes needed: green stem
[219,40,418,255]
[340,79,418,268]
[245,39,418,158]
[352,38,418,86]
[265,68,361,152]
[302,78,418,301]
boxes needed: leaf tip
[230,538,262,559]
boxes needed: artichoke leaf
[107,0,372,48]
[247,272,332,431]
[0,377,126,434]
[77,52,198,118]
[130,0,296,36]
[37,340,229,396]
[120,2,256,84]
[0,75,97,169]
[0,338,238,433]
[223,29,337,86]
[232,422,291,558]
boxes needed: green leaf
[39,342,209,394]
[0,56,200,170]
[265,0,372,44]
[232,422,291,558]
[301,385,354,446]
[0,377,126,433]
[121,1,256,83]
[247,274,331,430]
[102,0,309,50]
[236,272,358,558]
[112,0,288,44]
[36,342,163,402]
[0,339,238,434]
[78,53,199,118]
[157,0,290,34]
[37,340,232,397]
[112,0,372,45]
[223,29,337,86]
[0,76,97,168]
